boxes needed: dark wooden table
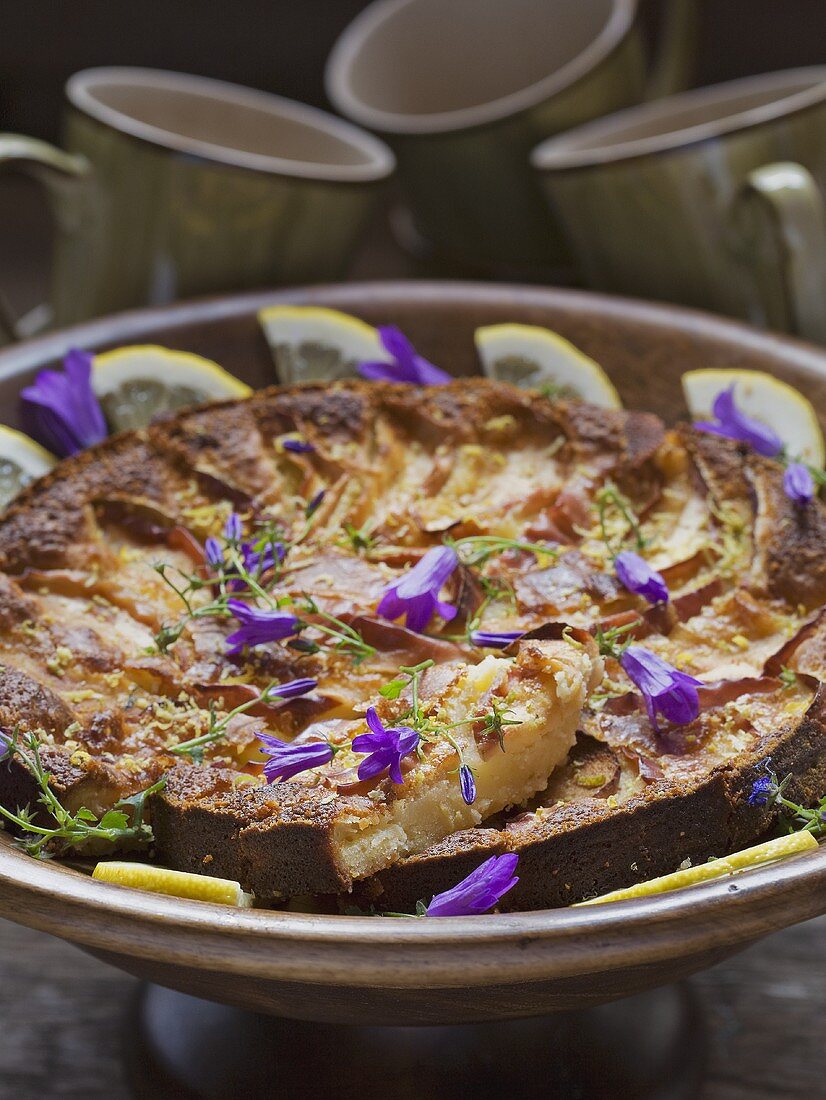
[0,914,823,1098]
[0,179,823,1099]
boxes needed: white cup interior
[532,68,826,170]
[67,68,395,182]
[326,0,634,133]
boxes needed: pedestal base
[125,982,707,1099]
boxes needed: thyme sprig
[592,619,642,661]
[0,729,164,858]
[595,482,647,559]
[293,595,376,665]
[152,524,375,666]
[447,534,557,568]
[380,660,521,753]
[169,682,293,760]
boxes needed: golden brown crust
[0,379,823,910]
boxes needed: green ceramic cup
[0,68,395,339]
[532,67,826,343]
[325,0,695,275]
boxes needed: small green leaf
[379,679,405,700]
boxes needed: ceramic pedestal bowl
[0,282,824,1096]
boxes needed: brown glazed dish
[0,282,823,1025]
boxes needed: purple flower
[225,599,300,654]
[267,677,318,700]
[377,545,458,633]
[425,853,519,917]
[619,645,702,732]
[351,707,419,784]
[783,462,814,504]
[459,764,476,805]
[615,551,669,605]
[0,729,10,761]
[21,348,107,457]
[239,539,284,576]
[748,774,775,807]
[259,734,334,783]
[204,536,224,568]
[282,437,315,454]
[306,490,325,517]
[693,385,782,457]
[224,513,243,542]
[470,630,523,649]
[209,527,284,590]
[357,326,451,386]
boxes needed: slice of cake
[151,635,601,898]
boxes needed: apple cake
[0,378,824,910]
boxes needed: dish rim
[0,279,825,988]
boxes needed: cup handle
[0,134,91,343]
[731,162,826,344]
[644,0,697,100]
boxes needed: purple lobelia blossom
[282,437,315,454]
[21,347,108,457]
[352,707,419,784]
[377,545,458,633]
[267,677,318,700]
[0,729,10,760]
[306,489,325,517]
[425,853,519,916]
[225,599,300,654]
[233,539,284,585]
[459,764,476,805]
[748,774,775,807]
[693,385,782,457]
[470,630,523,649]
[204,536,224,569]
[619,645,702,732]
[783,462,815,504]
[357,326,451,385]
[224,513,243,542]
[259,734,334,783]
[614,550,669,605]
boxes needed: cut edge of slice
[682,368,825,467]
[475,322,622,408]
[257,305,382,384]
[577,830,818,905]
[92,859,253,907]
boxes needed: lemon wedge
[258,305,382,383]
[92,860,253,907]
[93,345,252,432]
[682,368,825,467]
[0,425,56,511]
[474,323,622,407]
[578,831,818,906]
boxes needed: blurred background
[2,0,826,321]
[1,2,826,1097]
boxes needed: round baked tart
[0,375,824,913]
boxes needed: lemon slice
[92,860,253,907]
[683,369,825,467]
[578,831,818,906]
[93,345,252,432]
[258,305,382,383]
[0,425,56,511]
[474,323,622,407]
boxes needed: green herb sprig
[595,482,647,559]
[0,729,164,859]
